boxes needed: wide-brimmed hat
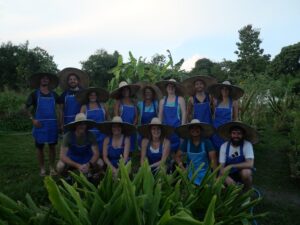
[64,113,97,131]
[176,119,215,139]
[207,81,244,100]
[58,67,89,91]
[29,72,59,90]
[182,75,217,96]
[138,117,174,138]
[75,87,110,104]
[217,121,259,144]
[97,116,136,136]
[155,79,186,96]
[110,81,140,99]
[136,82,163,100]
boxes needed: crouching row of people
[58,113,257,191]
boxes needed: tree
[81,49,119,89]
[234,24,270,75]
[190,58,214,76]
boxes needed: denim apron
[107,136,125,168]
[193,93,212,124]
[64,91,81,125]
[187,140,209,185]
[86,103,106,155]
[66,132,93,164]
[146,141,163,165]
[120,102,136,151]
[225,141,245,174]
[211,98,233,151]
[163,96,181,152]
[32,90,58,144]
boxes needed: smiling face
[112,124,122,135]
[221,86,230,98]
[166,83,175,95]
[75,123,87,136]
[40,75,50,86]
[67,74,79,88]
[143,87,154,100]
[121,87,130,98]
[194,80,205,92]
[88,91,97,103]
[150,125,162,139]
[189,125,202,138]
[230,128,244,146]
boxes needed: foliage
[0,41,58,90]
[80,49,120,89]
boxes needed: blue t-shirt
[181,138,214,153]
[137,100,158,113]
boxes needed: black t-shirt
[26,89,59,110]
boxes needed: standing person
[208,81,244,151]
[136,83,162,147]
[138,117,173,171]
[182,75,217,124]
[58,67,89,132]
[76,87,110,155]
[156,79,186,152]
[111,81,140,151]
[56,113,102,177]
[98,116,136,176]
[175,119,217,185]
[25,72,59,176]
[217,121,258,191]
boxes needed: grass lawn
[0,129,300,224]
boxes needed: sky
[0,0,299,71]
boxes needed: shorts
[35,141,57,149]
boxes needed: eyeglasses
[231,151,239,158]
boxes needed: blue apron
[120,102,136,151]
[146,141,163,165]
[187,140,209,185]
[211,99,233,151]
[107,136,125,168]
[163,96,181,152]
[32,90,58,144]
[67,132,93,164]
[86,103,106,155]
[193,93,212,124]
[64,91,81,125]
[138,101,158,147]
[225,141,245,174]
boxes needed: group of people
[25,67,258,190]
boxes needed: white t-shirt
[219,140,254,164]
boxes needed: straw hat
[136,82,163,100]
[75,87,110,104]
[97,116,136,136]
[182,75,217,96]
[138,117,174,138]
[58,67,89,91]
[29,72,59,90]
[155,79,186,96]
[207,81,244,100]
[110,81,140,99]
[64,113,97,131]
[217,121,259,144]
[176,119,215,139]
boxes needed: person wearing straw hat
[25,72,60,176]
[218,121,257,191]
[138,117,173,171]
[208,81,244,151]
[98,116,136,175]
[136,82,162,147]
[76,87,110,155]
[111,81,140,151]
[183,75,217,124]
[175,119,217,185]
[156,79,187,153]
[58,67,89,132]
[56,113,102,176]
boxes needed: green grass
[0,129,300,224]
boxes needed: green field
[0,129,299,225]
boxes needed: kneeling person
[218,121,258,191]
[57,113,102,175]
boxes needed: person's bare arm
[60,146,81,169]
[224,159,254,172]
[59,104,64,131]
[158,99,164,122]
[113,100,121,116]
[133,106,138,125]
[90,144,99,164]
[232,100,239,121]
[179,96,186,125]
[123,137,130,162]
[208,151,218,170]
[104,104,111,120]
[80,105,86,114]
[186,97,193,122]
[175,149,185,170]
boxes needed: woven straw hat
[138,117,174,138]
[217,121,259,144]
[207,81,244,100]
[58,67,89,91]
[155,79,186,96]
[110,81,140,99]
[176,119,215,139]
[97,116,136,136]
[182,75,217,96]
[75,87,110,104]
[64,113,97,131]
[29,72,59,90]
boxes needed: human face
[166,83,175,95]
[151,125,161,139]
[68,74,79,88]
[75,123,87,136]
[121,87,130,98]
[221,87,230,98]
[144,88,154,100]
[112,124,122,135]
[40,75,50,86]
[189,125,201,137]
[230,129,244,146]
[194,80,205,92]
[88,92,97,102]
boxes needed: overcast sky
[0,0,299,71]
